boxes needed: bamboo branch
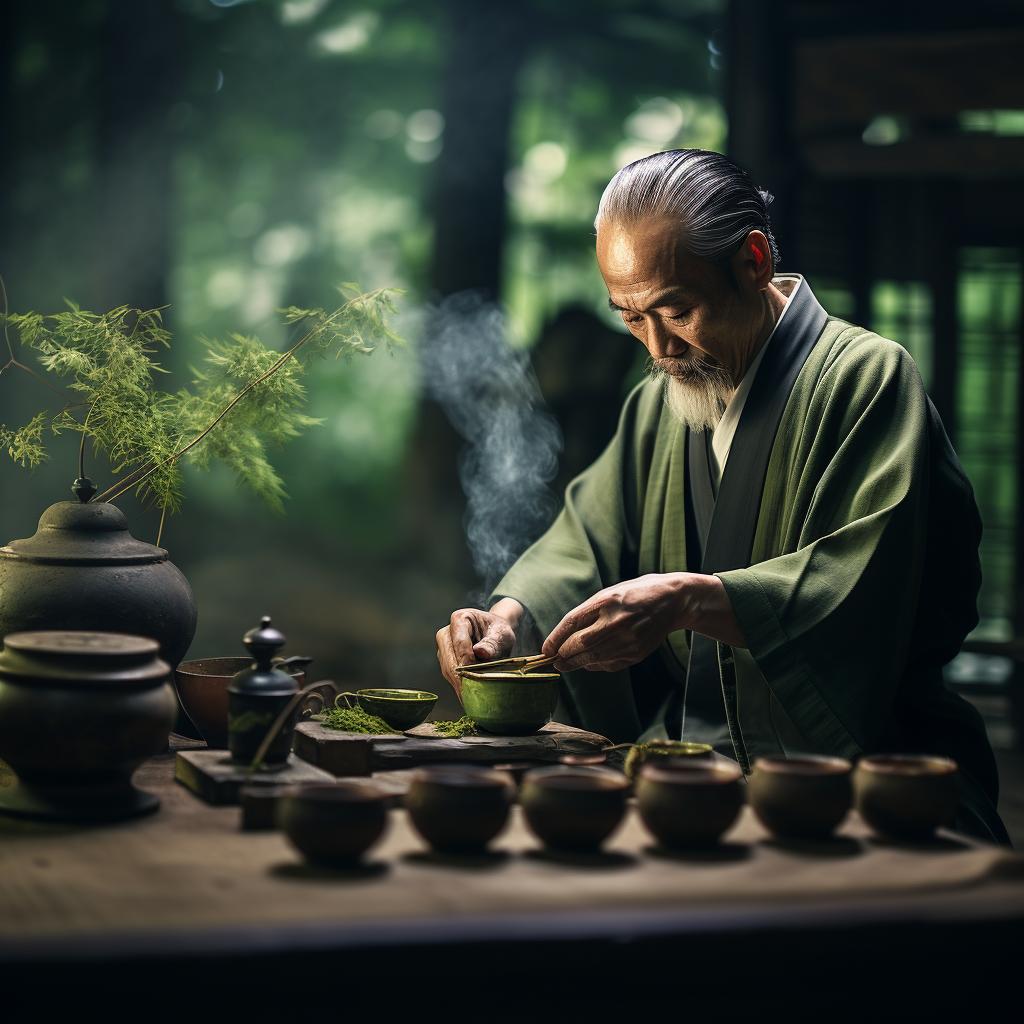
[91,301,353,505]
[155,505,167,548]
[78,403,95,481]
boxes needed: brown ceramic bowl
[404,766,514,854]
[748,755,853,840]
[278,781,390,865]
[175,657,305,748]
[854,754,959,840]
[520,767,630,852]
[636,760,744,849]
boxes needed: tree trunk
[92,0,181,314]
[0,3,19,298]
[403,0,531,583]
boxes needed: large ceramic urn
[0,481,197,669]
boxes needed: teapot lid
[229,616,299,697]
[1,488,166,566]
[0,630,170,686]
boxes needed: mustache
[644,350,732,385]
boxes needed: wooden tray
[175,749,334,805]
[292,720,610,777]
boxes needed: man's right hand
[435,600,522,698]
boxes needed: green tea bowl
[354,688,437,731]
[459,671,559,735]
[623,740,714,782]
[748,755,852,840]
[854,754,959,840]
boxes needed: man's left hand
[541,572,746,673]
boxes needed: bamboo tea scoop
[456,652,558,676]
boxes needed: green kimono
[491,280,1006,843]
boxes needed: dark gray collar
[686,276,829,574]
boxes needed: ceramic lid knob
[242,615,287,671]
[71,477,97,503]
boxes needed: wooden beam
[795,29,1024,135]
[803,136,1024,179]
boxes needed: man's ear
[730,230,774,290]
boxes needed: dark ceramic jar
[0,494,197,670]
[0,630,175,821]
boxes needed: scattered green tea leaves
[430,716,477,738]
[313,704,394,735]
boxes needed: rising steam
[419,291,562,599]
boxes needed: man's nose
[646,316,683,359]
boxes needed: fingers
[434,626,463,699]
[449,611,478,666]
[472,620,513,661]
[542,601,601,658]
[551,622,604,671]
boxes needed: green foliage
[0,287,403,513]
[0,412,49,468]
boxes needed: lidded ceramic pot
[0,479,197,669]
[0,629,175,821]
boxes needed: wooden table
[2,746,1023,1017]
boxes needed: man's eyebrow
[608,290,692,312]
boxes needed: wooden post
[926,182,960,444]
[725,0,798,270]
[1013,248,1024,749]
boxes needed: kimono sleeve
[717,336,941,752]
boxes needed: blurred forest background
[1,0,1023,753]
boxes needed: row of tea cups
[271,752,960,867]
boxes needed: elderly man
[435,149,1007,843]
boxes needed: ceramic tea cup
[404,766,514,854]
[353,688,437,731]
[748,755,853,840]
[520,767,630,852]
[854,754,959,840]
[458,671,559,735]
[279,781,390,866]
[175,656,305,748]
[636,760,744,849]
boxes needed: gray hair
[594,149,780,267]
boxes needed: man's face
[596,216,760,382]
[597,216,769,431]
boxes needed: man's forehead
[597,218,710,307]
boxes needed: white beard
[655,365,735,433]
